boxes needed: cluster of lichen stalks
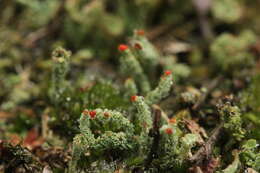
[62,35,203,172]
[68,60,179,172]
[49,31,260,173]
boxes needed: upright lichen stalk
[145,70,173,105]
[217,101,245,141]
[50,47,71,105]
[118,44,151,94]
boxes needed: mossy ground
[1,0,260,173]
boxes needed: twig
[144,107,161,170]
[152,104,169,122]
[198,15,214,42]
[147,24,174,41]
[189,122,224,164]
[42,108,51,139]
[192,76,223,110]
[192,0,214,42]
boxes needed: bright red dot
[164,70,172,76]
[136,30,145,36]
[131,95,137,102]
[165,128,173,135]
[89,111,96,118]
[118,44,128,51]
[169,118,176,124]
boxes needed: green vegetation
[1,0,260,172]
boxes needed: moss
[218,102,245,141]
[210,31,256,73]
[212,0,242,23]
[1,1,260,172]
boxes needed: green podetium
[212,0,242,23]
[126,70,173,107]
[145,70,173,105]
[131,96,152,133]
[69,109,135,172]
[50,47,71,105]
[217,102,245,141]
[210,30,256,72]
[157,121,199,170]
[118,44,151,94]
[124,78,138,97]
[239,139,260,171]
[131,95,153,156]
[131,30,160,73]
[162,56,191,83]
[118,40,174,98]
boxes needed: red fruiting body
[104,112,110,118]
[165,128,173,135]
[169,118,176,124]
[131,95,137,102]
[118,44,128,51]
[136,29,145,36]
[134,43,142,50]
[89,111,96,118]
[82,110,88,115]
[164,70,172,76]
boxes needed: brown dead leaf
[189,157,219,173]
[183,119,208,144]
[245,168,258,173]
[34,147,71,169]
[23,128,44,150]
[189,166,203,173]
[9,134,22,146]
[17,107,35,117]
[163,41,192,54]
[0,111,14,119]
[42,166,53,173]
[201,157,220,173]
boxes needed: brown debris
[183,119,208,144]
[34,147,71,169]
[23,128,44,150]
[189,122,224,164]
